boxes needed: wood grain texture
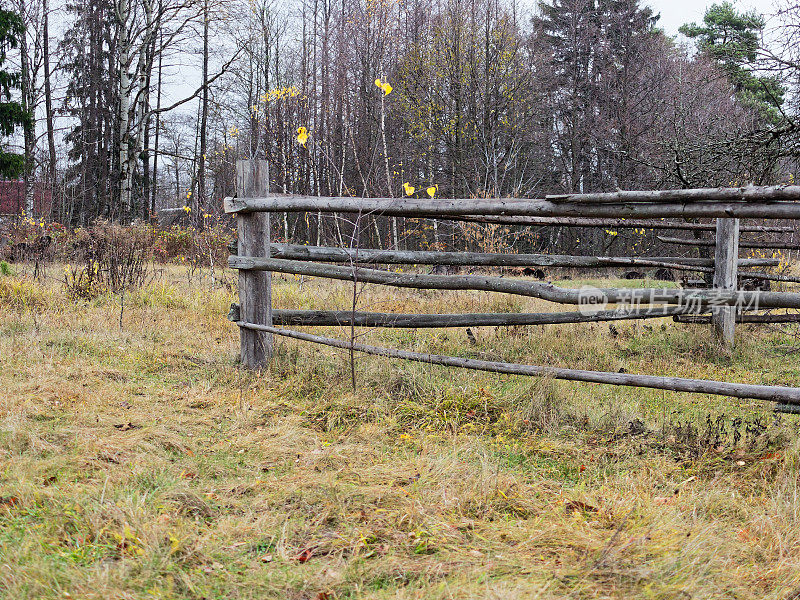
[223,191,800,219]
[236,160,272,367]
[711,218,740,346]
[266,245,780,269]
[265,306,707,327]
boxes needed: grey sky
[645,0,778,36]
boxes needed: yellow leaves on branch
[259,86,300,104]
[374,77,393,96]
[402,182,415,196]
[427,185,438,198]
[296,126,309,147]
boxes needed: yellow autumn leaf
[426,185,438,198]
[296,126,308,146]
[374,78,392,96]
[403,182,415,196]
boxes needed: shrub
[0,261,11,276]
[152,215,234,267]
[64,221,153,300]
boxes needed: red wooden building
[0,180,53,216]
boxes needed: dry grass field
[2,263,800,599]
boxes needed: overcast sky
[645,0,778,36]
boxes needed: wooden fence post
[236,159,273,367]
[712,217,740,347]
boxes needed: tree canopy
[680,2,785,119]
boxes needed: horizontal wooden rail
[658,236,800,249]
[230,256,800,308]
[267,244,768,272]
[545,186,800,204]
[674,313,800,324]
[265,245,781,269]
[740,271,800,284]
[224,195,800,219]
[451,215,795,232]
[263,306,706,328]
[269,245,792,282]
[236,323,800,404]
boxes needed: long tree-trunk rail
[230,256,800,309]
[235,322,800,405]
[658,236,800,249]
[265,244,790,281]
[674,313,800,324]
[224,195,800,219]
[544,186,800,204]
[449,215,795,232]
[251,306,709,328]
[266,244,779,270]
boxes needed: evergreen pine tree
[0,6,30,179]
[680,2,784,120]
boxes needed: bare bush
[64,221,153,300]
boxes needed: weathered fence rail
[235,322,800,405]
[265,244,779,270]
[675,313,800,324]
[231,256,800,308]
[225,160,800,406]
[449,215,794,232]
[260,244,792,283]
[262,306,709,328]
[658,236,800,250]
[544,186,800,203]
[224,194,800,219]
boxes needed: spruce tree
[59,0,118,223]
[0,6,30,179]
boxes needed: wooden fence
[225,160,800,406]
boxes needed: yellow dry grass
[1,263,800,599]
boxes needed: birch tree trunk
[18,0,35,215]
[197,0,209,218]
[116,0,133,218]
[43,0,56,206]
[151,28,163,217]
